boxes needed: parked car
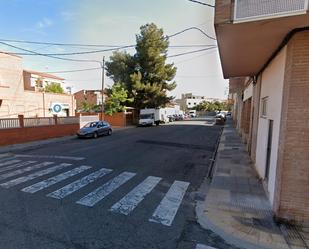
[215,112,226,125]
[167,115,175,122]
[189,110,197,118]
[77,121,112,138]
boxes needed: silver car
[76,121,112,138]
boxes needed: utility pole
[101,56,105,121]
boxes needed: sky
[0,0,228,99]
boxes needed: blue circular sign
[53,104,62,113]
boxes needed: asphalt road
[0,121,240,249]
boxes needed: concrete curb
[195,124,270,249]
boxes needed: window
[261,97,268,118]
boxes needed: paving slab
[196,118,308,249]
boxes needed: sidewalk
[196,119,309,249]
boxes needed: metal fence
[0,116,79,129]
[24,117,55,127]
[0,118,20,129]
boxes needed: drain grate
[280,223,309,248]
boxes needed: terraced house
[0,52,75,118]
[215,0,309,224]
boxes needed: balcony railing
[234,0,309,23]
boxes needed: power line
[44,67,102,74]
[44,47,217,74]
[0,26,217,66]
[167,46,217,58]
[173,48,217,64]
[188,0,215,7]
[0,38,216,49]
[0,26,216,57]
[168,27,216,40]
[0,42,102,64]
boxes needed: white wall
[186,98,204,108]
[255,47,286,205]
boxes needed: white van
[189,110,196,118]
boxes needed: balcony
[234,0,309,23]
[214,0,309,78]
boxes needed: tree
[193,101,228,112]
[35,77,44,91]
[106,23,177,109]
[44,82,64,94]
[80,101,98,112]
[104,83,133,115]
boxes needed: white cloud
[36,18,53,29]
[61,11,78,21]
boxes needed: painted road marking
[149,180,190,226]
[47,168,112,199]
[196,244,217,249]
[21,166,91,194]
[110,176,162,215]
[0,162,54,181]
[76,171,136,207]
[0,160,21,167]
[0,161,36,173]
[0,163,72,188]
[0,153,12,159]
[14,154,85,161]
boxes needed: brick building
[0,52,75,118]
[215,0,309,224]
[74,90,108,112]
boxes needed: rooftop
[23,70,65,81]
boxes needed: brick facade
[74,90,107,111]
[214,0,232,25]
[250,77,262,163]
[0,123,79,146]
[274,31,309,224]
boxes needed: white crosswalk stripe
[47,168,112,199]
[0,156,191,227]
[196,244,217,249]
[0,159,21,167]
[149,180,190,226]
[110,176,162,215]
[21,165,91,194]
[0,163,72,188]
[0,156,13,163]
[0,153,11,159]
[76,171,136,207]
[0,161,36,173]
[0,162,54,181]
[15,154,85,161]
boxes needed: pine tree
[106,23,177,109]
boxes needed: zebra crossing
[0,156,190,227]
[196,244,217,249]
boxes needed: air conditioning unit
[234,0,309,23]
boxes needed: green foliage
[104,83,133,115]
[35,78,43,90]
[80,102,100,112]
[44,82,64,94]
[106,23,177,109]
[193,101,227,112]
